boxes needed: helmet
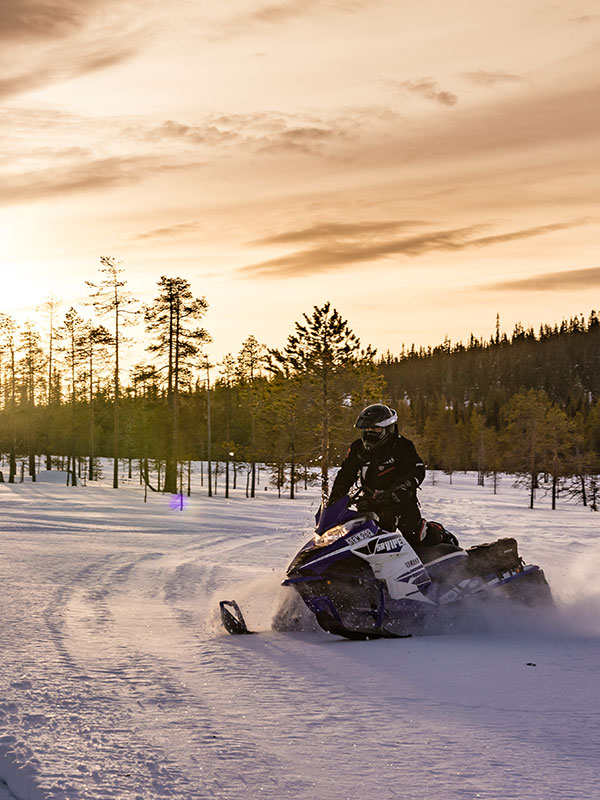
[354,403,398,449]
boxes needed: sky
[1,0,599,365]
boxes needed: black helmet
[354,403,398,449]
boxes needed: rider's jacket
[328,433,426,504]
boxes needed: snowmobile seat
[417,542,466,565]
[416,543,469,583]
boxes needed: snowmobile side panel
[493,566,553,606]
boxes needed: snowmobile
[220,491,553,639]
[275,493,553,639]
[220,493,552,640]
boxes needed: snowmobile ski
[219,600,253,635]
[318,613,412,640]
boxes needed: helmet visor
[362,427,387,446]
[355,406,398,429]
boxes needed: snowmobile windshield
[314,495,358,535]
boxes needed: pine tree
[18,322,45,482]
[61,308,87,487]
[81,323,112,481]
[503,389,552,508]
[144,276,209,494]
[264,371,306,499]
[217,353,238,498]
[544,405,575,509]
[269,302,374,497]
[237,335,265,497]
[87,257,138,489]
[130,362,162,493]
[0,314,18,482]
[38,295,62,469]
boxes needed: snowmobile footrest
[220,600,253,635]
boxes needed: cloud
[0,0,156,99]
[397,77,458,106]
[240,224,486,277]
[482,266,600,291]
[0,72,46,99]
[0,0,103,42]
[132,221,202,240]
[250,219,428,245]
[0,154,187,206]
[147,120,241,145]
[461,70,523,87]
[237,0,322,25]
[212,0,373,37]
[372,75,600,177]
[466,219,592,249]
[0,44,138,100]
[239,218,591,278]
[256,125,344,154]
[144,113,347,156]
[77,46,140,73]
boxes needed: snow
[0,468,599,800]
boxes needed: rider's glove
[356,496,372,512]
[373,480,415,504]
[392,479,416,501]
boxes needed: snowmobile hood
[314,495,362,534]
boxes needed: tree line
[379,312,600,509]
[1,260,600,509]
[0,262,382,498]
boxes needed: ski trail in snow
[0,476,599,799]
[55,546,322,796]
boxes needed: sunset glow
[1,0,599,358]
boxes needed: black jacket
[329,433,426,504]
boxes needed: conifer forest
[2,259,600,510]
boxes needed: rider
[327,403,457,549]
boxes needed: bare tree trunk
[580,473,587,507]
[206,363,212,497]
[9,354,16,483]
[88,353,95,481]
[320,368,330,498]
[113,304,119,489]
[290,447,295,499]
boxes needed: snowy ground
[0,466,599,800]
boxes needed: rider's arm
[404,439,426,488]
[327,442,362,504]
[387,438,425,494]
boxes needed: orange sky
[1,0,599,364]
